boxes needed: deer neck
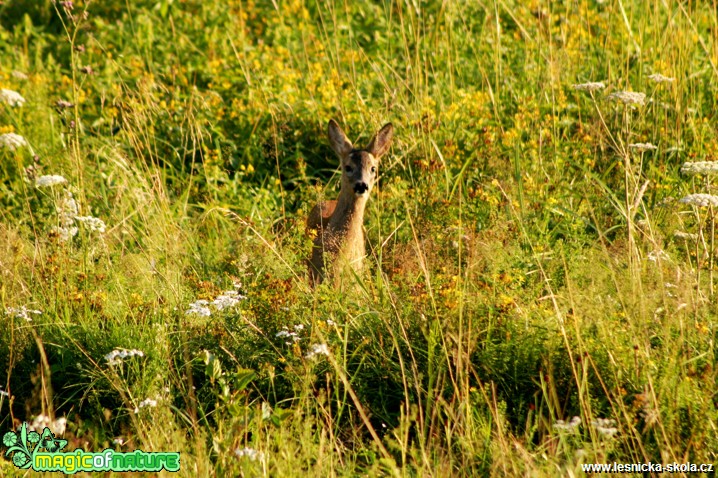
[329,187,367,247]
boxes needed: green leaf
[232,369,256,392]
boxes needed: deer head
[328,119,393,200]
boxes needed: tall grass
[1,0,717,476]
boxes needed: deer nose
[354,182,369,194]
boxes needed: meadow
[1,0,717,476]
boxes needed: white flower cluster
[134,398,158,413]
[628,143,657,152]
[305,343,330,360]
[572,82,606,92]
[53,190,80,242]
[29,415,67,434]
[36,175,68,188]
[186,299,211,317]
[553,416,581,432]
[35,179,107,241]
[212,290,246,310]
[0,132,27,151]
[0,88,26,107]
[75,215,107,233]
[647,73,675,83]
[104,348,145,366]
[276,324,304,345]
[681,161,718,176]
[607,91,646,106]
[592,418,618,437]
[186,283,246,317]
[679,194,718,207]
[234,447,265,462]
[5,306,42,321]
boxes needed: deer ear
[367,123,393,159]
[328,120,353,158]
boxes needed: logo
[3,423,180,473]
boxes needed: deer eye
[371,166,376,174]
[344,165,353,173]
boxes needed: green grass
[1,0,717,476]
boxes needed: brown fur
[307,120,394,286]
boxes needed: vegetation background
[1,0,717,475]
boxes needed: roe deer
[307,120,394,286]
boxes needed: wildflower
[30,415,67,434]
[0,133,27,151]
[6,306,42,321]
[607,91,646,106]
[628,143,657,152]
[293,324,304,331]
[35,175,68,188]
[75,215,106,233]
[60,1,73,10]
[212,290,246,311]
[326,319,336,326]
[592,418,618,437]
[234,447,265,461]
[188,286,246,315]
[134,398,158,413]
[647,73,675,83]
[105,348,145,366]
[79,66,94,75]
[56,99,74,109]
[305,343,330,360]
[553,416,581,432]
[673,231,699,241]
[112,437,125,446]
[0,388,10,398]
[681,161,718,176]
[52,226,78,242]
[0,89,26,107]
[679,194,718,207]
[50,190,80,242]
[572,82,605,92]
[59,191,77,215]
[276,328,301,344]
[11,71,28,80]
[186,299,211,317]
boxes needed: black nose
[354,182,368,194]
